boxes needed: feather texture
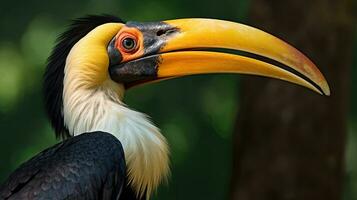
[0,132,126,200]
[44,15,123,139]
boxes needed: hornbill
[0,15,330,200]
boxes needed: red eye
[119,34,138,53]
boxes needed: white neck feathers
[62,25,170,198]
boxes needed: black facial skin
[109,53,161,84]
[107,38,122,66]
[108,21,179,86]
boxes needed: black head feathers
[43,15,124,139]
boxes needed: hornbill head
[44,15,329,199]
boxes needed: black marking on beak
[126,21,179,55]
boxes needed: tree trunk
[230,0,355,200]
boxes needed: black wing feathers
[0,132,126,200]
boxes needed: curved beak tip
[321,81,331,96]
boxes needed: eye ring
[120,35,138,53]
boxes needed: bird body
[0,132,127,199]
[0,14,329,200]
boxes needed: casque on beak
[108,18,330,96]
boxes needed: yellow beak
[156,19,330,95]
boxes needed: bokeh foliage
[0,0,355,199]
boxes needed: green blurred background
[0,0,355,199]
